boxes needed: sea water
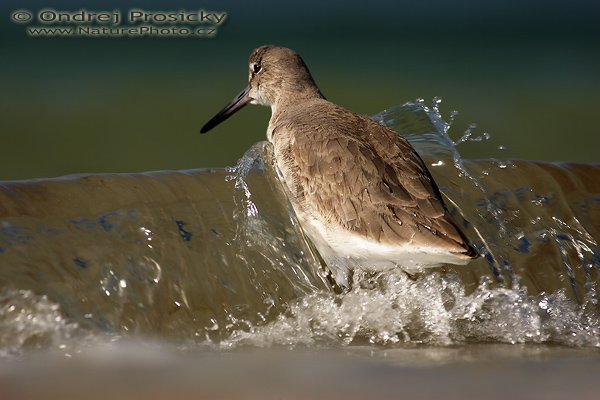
[1,100,599,398]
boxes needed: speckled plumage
[202,45,478,287]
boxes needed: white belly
[296,210,469,288]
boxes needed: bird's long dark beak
[200,86,252,134]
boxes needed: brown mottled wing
[286,106,470,251]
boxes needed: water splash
[225,142,267,219]
[0,289,82,357]
[220,142,332,333]
[221,271,600,348]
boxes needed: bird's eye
[252,64,262,74]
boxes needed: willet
[201,45,478,287]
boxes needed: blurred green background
[1,0,599,180]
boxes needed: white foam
[222,270,600,348]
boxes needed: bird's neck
[267,89,325,143]
[270,87,324,120]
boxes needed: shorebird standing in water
[201,45,478,287]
